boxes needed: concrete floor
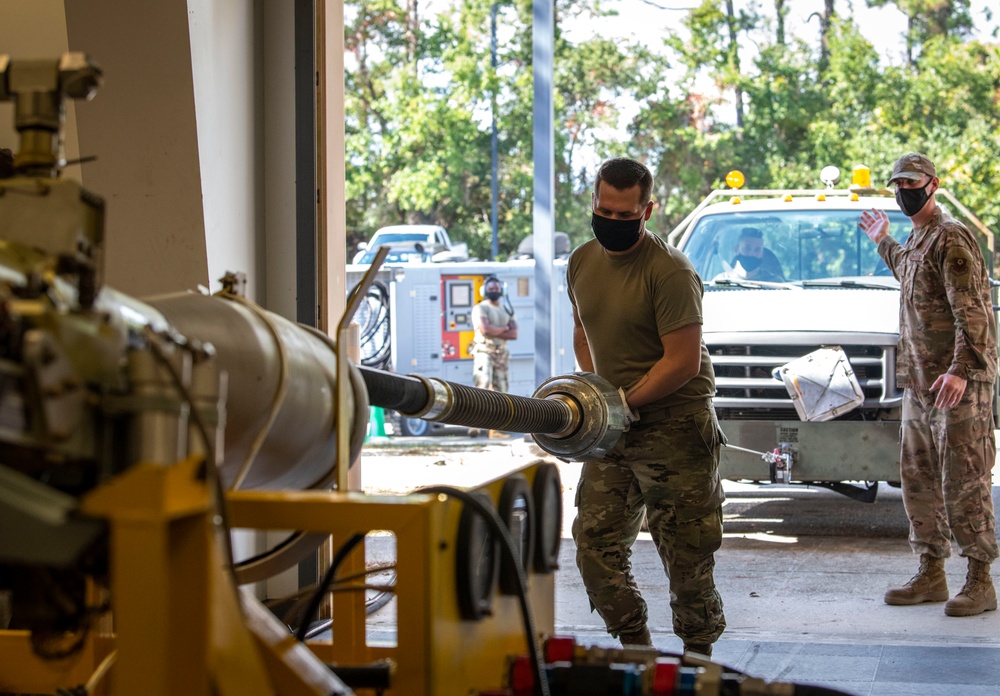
[357,434,1000,695]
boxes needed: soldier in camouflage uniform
[568,157,726,656]
[860,153,998,617]
[471,277,517,434]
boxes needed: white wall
[63,0,209,297]
[262,0,299,320]
[188,0,266,301]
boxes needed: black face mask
[734,254,763,272]
[485,290,502,301]
[591,213,644,252]
[895,183,931,217]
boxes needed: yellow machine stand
[0,457,556,696]
[227,460,556,696]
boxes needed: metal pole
[490,3,499,261]
[532,0,554,387]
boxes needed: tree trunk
[818,0,835,72]
[775,0,786,45]
[724,0,744,128]
[406,0,419,76]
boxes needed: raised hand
[859,208,891,244]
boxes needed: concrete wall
[63,0,210,297]
[188,0,266,301]
[0,0,316,312]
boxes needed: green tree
[344,0,655,259]
[865,0,974,64]
[345,0,1000,272]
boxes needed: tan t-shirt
[472,300,514,350]
[567,232,715,415]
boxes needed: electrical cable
[144,328,234,569]
[300,568,397,641]
[294,532,366,642]
[49,627,116,694]
[280,562,397,631]
[214,291,291,491]
[350,280,392,370]
[84,649,117,693]
[502,289,515,318]
[416,485,550,696]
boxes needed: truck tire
[399,416,430,437]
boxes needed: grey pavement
[358,433,1000,695]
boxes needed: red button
[510,655,534,695]
[545,636,576,663]
[651,657,680,695]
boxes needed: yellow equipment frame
[0,459,555,696]
[226,461,556,696]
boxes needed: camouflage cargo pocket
[945,412,992,448]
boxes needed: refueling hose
[357,365,575,436]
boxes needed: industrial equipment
[345,259,577,433]
[0,51,622,696]
[0,52,854,696]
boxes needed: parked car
[353,224,469,265]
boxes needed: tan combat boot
[944,558,997,617]
[884,553,949,605]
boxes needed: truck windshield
[373,232,429,244]
[680,209,911,284]
[356,247,425,265]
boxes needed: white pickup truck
[353,224,470,265]
[669,166,996,501]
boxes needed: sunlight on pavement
[722,532,799,544]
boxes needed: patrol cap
[887,153,936,185]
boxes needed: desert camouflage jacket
[878,206,997,390]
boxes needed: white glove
[618,387,640,428]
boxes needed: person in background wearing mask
[731,227,785,282]
[859,152,997,616]
[470,275,517,438]
[567,156,726,656]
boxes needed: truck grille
[708,343,902,420]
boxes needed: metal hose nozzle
[357,366,629,461]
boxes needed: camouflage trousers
[472,345,509,392]
[901,381,998,563]
[572,405,727,645]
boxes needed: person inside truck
[731,226,785,281]
[859,152,997,617]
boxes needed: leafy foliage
[343,0,1000,269]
